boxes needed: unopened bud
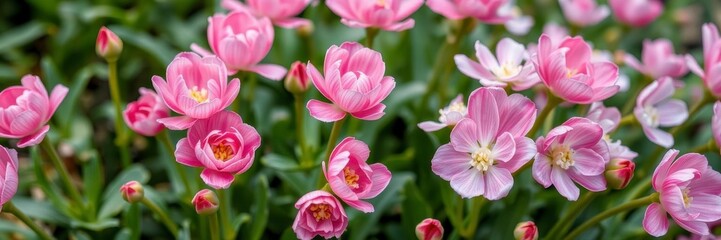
[96,26,123,61]
[120,181,144,203]
[605,158,635,190]
[284,61,310,94]
[514,221,538,240]
[192,189,219,215]
[415,218,443,240]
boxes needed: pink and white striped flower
[713,101,721,153]
[585,102,637,160]
[325,0,424,32]
[559,0,610,27]
[418,95,467,132]
[221,0,313,29]
[455,38,538,91]
[426,0,511,23]
[687,23,721,98]
[634,77,688,148]
[625,39,689,79]
[0,145,18,211]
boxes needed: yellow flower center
[310,203,331,221]
[492,63,522,79]
[343,167,360,189]
[189,86,209,103]
[470,147,493,172]
[682,188,693,208]
[212,141,234,161]
[552,145,574,169]
[376,0,388,8]
[566,68,579,78]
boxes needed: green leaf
[0,21,46,52]
[82,150,104,218]
[261,153,303,171]
[98,164,150,219]
[357,82,426,145]
[0,219,34,238]
[349,173,413,240]
[246,175,269,240]
[401,181,432,237]
[12,197,71,225]
[114,228,132,240]
[110,26,176,65]
[55,66,93,133]
[70,218,120,231]
[29,147,76,218]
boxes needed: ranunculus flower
[713,101,721,153]
[426,0,511,23]
[609,0,663,27]
[221,0,312,29]
[293,190,348,240]
[432,87,537,199]
[533,117,610,201]
[191,11,287,80]
[643,149,721,237]
[559,0,609,27]
[325,0,424,32]
[455,38,538,91]
[323,137,391,213]
[513,221,538,240]
[687,23,721,98]
[0,145,18,210]
[174,111,260,189]
[120,181,144,203]
[0,75,68,148]
[634,77,688,148]
[533,34,620,104]
[192,189,219,215]
[418,94,467,132]
[585,102,637,160]
[151,52,240,130]
[123,88,169,137]
[415,218,444,240]
[306,42,395,122]
[625,39,688,79]
[96,26,123,61]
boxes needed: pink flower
[713,101,721,153]
[416,218,444,240]
[426,0,511,23]
[455,38,539,91]
[323,137,391,213]
[559,0,609,26]
[120,181,144,203]
[431,87,537,199]
[96,26,123,61]
[325,0,424,32]
[0,145,18,210]
[687,23,721,98]
[0,75,68,148]
[418,94,467,132]
[192,189,219,215]
[293,190,348,240]
[306,42,395,122]
[643,149,721,237]
[151,52,240,130]
[533,117,610,201]
[533,34,620,104]
[174,111,260,189]
[513,221,538,240]
[609,0,663,27]
[221,0,312,29]
[499,4,533,36]
[625,39,688,79]
[285,61,311,94]
[191,11,287,80]
[634,77,688,148]
[123,88,169,137]
[585,102,637,160]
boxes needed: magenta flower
[123,88,169,137]
[174,111,260,189]
[713,101,721,153]
[687,23,721,98]
[533,34,620,104]
[585,102,637,160]
[609,0,663,27]
[306,42,395,122]
[559,0,609,27]
[192,189,219,215]
[533,117,610,201]
[325,0,424,32]
[322,137,391,213]
[431,87,537,199]
[96,26,123,61]
[151,52,240,130]
[221,0,312,29]
[455,38,538,91]
[293,190,348,240]
[418,94,467,132]
[416,218,444,240]
[0,145,18,210]
[426,0,511,23]
[0,75,68,148]
[625,39,688,79]
[191,11,287,80]
[643,149,721,237]
[634,77,688,148]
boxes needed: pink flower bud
[120,181,144,203]
[285,61,310,94]
[605,158,635,190]
[415,218,443,240]
[192,189,219,215]
[514,221,538,240]
[96,27,123,61]
[123,88,169,136]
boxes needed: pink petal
[498,137,536,172]
[425,0,465,19]
[686,193,721,222]
[483,167,513,200]
[553,78,594,104]
[571,148,605,176]
[200,169,236,189]
[450,168,484,198]
[383,19,415,32]
[16,125,49,148]
[350,103,386,121]
[532,153,552,188]
[641,124,674,148]
[685,54,705,78]
[306,100,346,122]
[418,121,447,132]
[344,198,374,213]
[551,167,579,201]
[175,138,203,167]
[432,144,472,181]
[643,203,669,237]
[190,43,214,58]
[326,151,350,176]
[274,18,312,29]
[454,55,496,81]
[450,119,480,153]
[656,100,688,127]
[48,85,69,116]
[567,170,606,192]
[157,116,198,130]
[496,38,525,67]
[249,64,288,81]
[467,87,500,145]
[652,149,679,191]
[491,132,516,162]
[674,217,710,236]
[364,163,391,199]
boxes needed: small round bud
[192,189,219,215]
[605,158,636,190]
[514,221,538,240]
[415,218,443,240]
[96,26,123,61]
[284,61,310,94]
[120,181,144,203]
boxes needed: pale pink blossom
[455,38,539,91]
[432,87,537,199]
[533,34,620,104]
[174,111,260,189]
[609,0,663,27]
[123,88,169,137]
[293,190,348,240]
[0,75,68,148]
[713,101,721,153]
[191,11,287,80]
[426,0,511,23]
[323,137,391,213]
[498,3,533,36]
[533,117,610,201]
[625,39,689,79]
[416,218,444,240]
[325,0,424,32]
[585,102,637,160]
[221,0,312,29]
[0,145,18,210]
[306,42,395,122]
[151,52,240,130]
[634,77,688,148]
[687,23,721,98]
[643,149,721,237]
[559,0,609,26]
[418,94,467,132]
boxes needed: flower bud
[96,26,123,61]
[296,22,314,37]
[284,61,310,94]
[605,158,635,190]
[415,218,443,240]
[514,221,538,240]
[120,181,144,203]
[192,189,219,215]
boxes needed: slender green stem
[38,138,84,205]
[323,118,346,161]
[690,139,717,154]
[564,193,659,240]
[365,28,379,49]
[140,197,178,237]
[209,212,221,240]
[294,93,310,167]
[528,93,562,137]
[126,203,141,240]
[459,197,487,239]
[246,73,258,103]
[158,130,192,197]
[545,192,598,240]
[108,60,131,168]
[621,76,652,115]
[617,114,636,128]
[669,90,715,136]
[4,201,54,240]
[217,188,233,240]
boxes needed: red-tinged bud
[192,189,219,215]
[96,26,123,61]
[120,181,144,203]
[605,158,636,190]
[284,61,310,94]
[415,218,443,240]
[514,221,538,240]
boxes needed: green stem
[545,192,598,240]
[158,130,192,198]
[365,28,379,49]
[140,197,178,237]
[459,197,487,239]
[126,203,141,240]
[616,114,637,130]
[217,188,233,240]
[4,201,54,240]
[528,93,562,137]
[317,118,346,188]
[38,138,84,205]
[690,139,717,154]
[294,93,311,167]
[564,193,659,240]
[108,60,131,168]
[209,212,221,240]
[669,90,715,136]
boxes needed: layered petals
[326,0,424,31]
[292,191,348,240]
[625,39,689,79]
[634,77,688,148]
[559,0,610,27]
[123,88,169,136]
[455,39,538,91]
[418,95,467,132]
[426,0,512,23]
[609,0,663,27]
[222,0,312,29]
